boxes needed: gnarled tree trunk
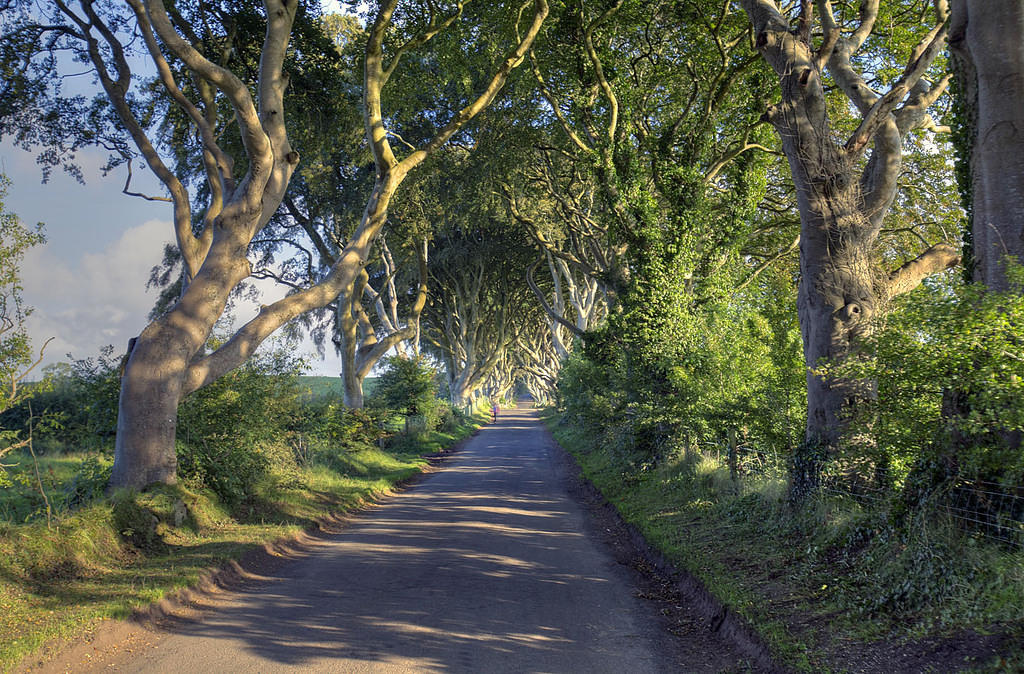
[742,0,960,495]
[112,234,259,486]
[338,305,365,408]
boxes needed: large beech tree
[1,0,547,488]
[739,0,961,488]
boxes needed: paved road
[123,405,688,673]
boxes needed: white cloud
[21,218,171,366]
[19,218,342,376]
[5,142,342,377]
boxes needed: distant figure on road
[491,402,499,423]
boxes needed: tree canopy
[1,0,1020,516]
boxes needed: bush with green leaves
[61,455,112,510]
[0,348,122,458]
[370,356,446,433]
[558,265,804,471]
[828,266,1024,497]
[176,343,308,504]
[0,174,46,486]
[298,401,387,470]
[556,349,613,429]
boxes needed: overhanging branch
[883,243,960,302]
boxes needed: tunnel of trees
[2,0,1022,514]
[1,0,1023,652]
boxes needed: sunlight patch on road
[360,519,577,537]
[367,520,579,538]
[334,540,542,569]
[363,619,574,647]
[447,504,561,518]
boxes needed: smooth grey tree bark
[515,322,562,404]
[950,0,1024,289]
[424,238,535,408]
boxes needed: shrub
[0,174,47,484]
[557,266,804,468]
[0,347,121,455]
[304,402,384,450]
[176,342,307,504]
[370,356,445,433]
[61,455,112,510]
[831,267,1024,491]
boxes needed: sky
[0,141,342,377]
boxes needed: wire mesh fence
[819,477,1024,548]
[705,439,1024,549]
[942,480,1024,547]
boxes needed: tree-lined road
[117,406,719,673]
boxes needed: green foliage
[61,455,112,510]
[370,356,447,433]
[555,350,611,428]
[0,174,45,486]
[829,267,1024,490]
[539,0,799,467]
[2,347,123,454]
[561,265,804,467]
[1,342,428,519]
[176,343,308,505]
[299,375,379,401]
[949,57,975,282]
[298,402,387,472]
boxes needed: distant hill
[297,376,378,401]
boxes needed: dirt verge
[544,422,786,673]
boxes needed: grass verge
[0,414,484,672]
[542,411,1024,673]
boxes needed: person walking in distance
[491,401,499,423]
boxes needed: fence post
[727,428,738,486]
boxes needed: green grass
[0,414,484,671]
[297,375,379,401]
[542,411,1024,672]
[0,451,106,524]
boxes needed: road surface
[111,405,728,672]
